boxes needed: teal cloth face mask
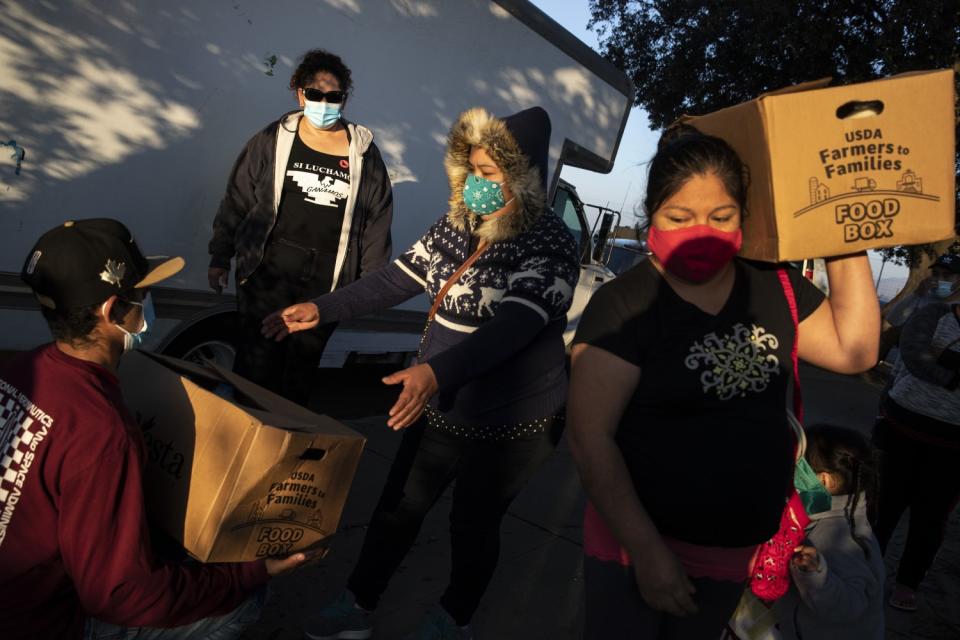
[303,100,341,129]
[463,174,513,215]
[795,457,833,515]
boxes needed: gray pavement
[241,364,960,639]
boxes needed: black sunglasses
[302,88,346,103]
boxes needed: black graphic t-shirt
[574,258,825,546]
[275,133,351,253]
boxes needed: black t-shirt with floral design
[574,258,825,546]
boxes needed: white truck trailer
[0,0,631,367]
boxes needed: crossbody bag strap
[776,268,802,422]
[427,243,488,322]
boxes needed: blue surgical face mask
[104,292,154,351]
[463,174,515,216]
[934,279,957,298]
[303,99,341,130]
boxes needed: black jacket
[209,111,393,288]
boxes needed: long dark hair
[641,123,750,226]
[804,424,878,559]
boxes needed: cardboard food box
[118,350,366,563]
[681,69,956,261]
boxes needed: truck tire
[159,312,239,371]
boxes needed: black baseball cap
[932,254,960,275]
[21,218,185,310]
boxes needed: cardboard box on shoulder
[681,69,956,261]
[118,350,366,562]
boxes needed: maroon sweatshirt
[0,344,268,639]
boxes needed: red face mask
[647,225,742,283]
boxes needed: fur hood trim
[445,107,546,244]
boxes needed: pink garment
[749,491,810,601]
[583,502,758,583]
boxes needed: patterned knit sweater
[313,209,578,428]
[396,212,577,331]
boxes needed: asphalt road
[239,363,959,639]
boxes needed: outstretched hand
[261,302,320,341]
[382,363,438,430]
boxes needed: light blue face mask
[303,99,341,130]
[105,292,154,352]
[463,174,514,216]
[934,280,957,298]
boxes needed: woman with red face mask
[566,125,880,639]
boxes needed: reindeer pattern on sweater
[395,211,579,333]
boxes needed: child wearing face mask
[775,425,884,640]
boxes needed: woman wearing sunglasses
[208,48,394,405]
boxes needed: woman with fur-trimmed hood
[264,106,580,638]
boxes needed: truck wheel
[159,314,239,371]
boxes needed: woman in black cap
[208,48,393,406]
[263,106,579,639]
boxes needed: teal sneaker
[404,606,473,640]
[303,591,373,640]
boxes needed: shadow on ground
[241,364,959,640]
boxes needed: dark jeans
[583,556,744,640]
[347,415,563,625]
[84,590,263,640]
[872,413,960,589]
[234,238,337,406]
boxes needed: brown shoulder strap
[428,244,488,321]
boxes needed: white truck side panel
[0,0,630,350]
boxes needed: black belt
[271,237,336,283]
